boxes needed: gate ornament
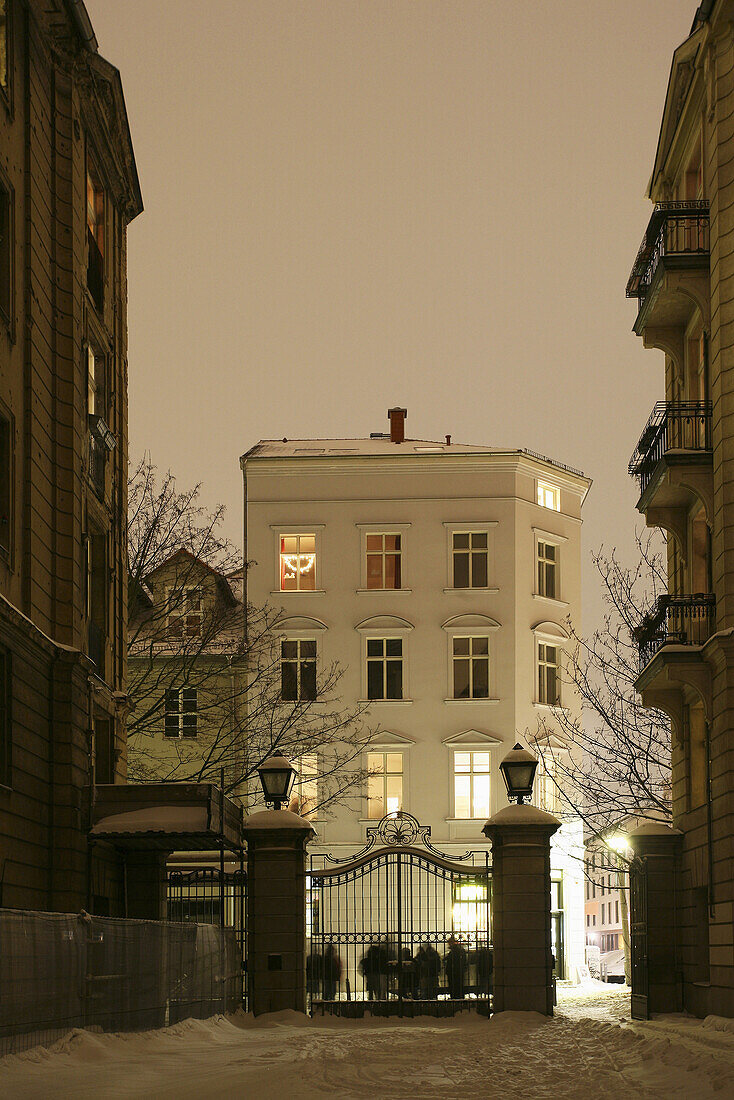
[324,811,475,863]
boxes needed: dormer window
[167,586,203,638]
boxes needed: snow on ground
[3,984,734,1099]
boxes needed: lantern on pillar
[257,754,296,811]
[499,743,538,806]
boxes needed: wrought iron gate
[167,865,247,1009]
[630,856,648,1020]
[308,813,492,1017]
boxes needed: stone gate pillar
[243,809,316,1016]
[628,822,683,1016]
[483,804,560,1015]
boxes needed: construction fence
[0,908,243,1056]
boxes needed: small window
[167,586,203,638]
[366,638,403,700]
[281,638,317,701]
[454,750,490,819]
[0,646,10,787]
[367,751,403,818]
[366,533,402,589]
[289,753,318,819]
[452,636,489,698]
[452,532,488,588]
[164,688,197,738]
[537,481,560,511]
[0,411,10,556]
[538,642,560,705]
[537,541,557,599]
[0,176,10,323]
[615,900,619,923]
[280,534,316,591]
[86,165,104,311]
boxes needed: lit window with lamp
[453,751,490,819]
[367,751,403,818]
[280,534,316,591]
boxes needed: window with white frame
[537,481,560,511]
[367,751,403,818]
[452,636,489,699]
[452,532,488,588]
[164,688,197,738]
[366,533,402,589]
[537,642,560,705]
[289,753,318,819]
[280,534,316,591]
[167,586,203,638]
[366,638,403,700]
[535,755,562,814]
[537,541,557,599]
[453,751,490,819]
[281,638,317,700]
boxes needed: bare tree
[126,454,376,813]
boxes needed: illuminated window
[537,481,560,511]
[452,636,489,699]
[367,751,403,818]
[535,756,561,814]
[452,879,489,933]
[454,751,490,819]
[366,533,401,589]
[537,541,557,599]
[538,643,560,705]
[366,638,403,699]
[86,165,105,311]
[452,532,488,588]
[289,754,318,819]
[167,586,203,638]
[164,688,197,738]
[280,534,316,591]
[281,639,317,701]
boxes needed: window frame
[443,521,498,592]
[532,528,568,604]
[166,584,204,639]
[537,639,561,706]
[365,636,404,701]
[356,523,411,593]
[289,752,319,819]
[452,748,491,821]
[280,636,317,701]
[357,618,413,704]
[537,480,560,511]
[451,634,491,700]
[365,749,404,820]
[164,687,198,739]
[271,525,325,594]
[85,154,106,313]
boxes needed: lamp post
[257,754,296,811]
[499,742,538,805]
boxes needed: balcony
[635,594,715,672]
[626,201,709,334]
[628,402,712,520]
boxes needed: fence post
[483,805,560,1015]
[243,809,316,1016]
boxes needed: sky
[87,0,695,624]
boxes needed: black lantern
[500,743,538,805]
[257,754,296,811]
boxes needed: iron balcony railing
[626,200,710,306]
[628,401,712,494]
[636,593,716,670]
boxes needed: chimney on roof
[388,406,407,444]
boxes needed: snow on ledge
[91,806,209,834]
[484,804,561,827]
[243,809,318,832]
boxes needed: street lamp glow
[606,834,629,854]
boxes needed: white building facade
[241,411,590,981]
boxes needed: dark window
[452,636,489,698]
[281,639,317,701]
[86,529,107,678]
[164,688,198,738]
[0,646,10,786]
[538,643,559,705]
[0,177,10,323]
[366,533,402,589]
[537,541,557,599]
[0,411,10,555]
[86,166,104,311]
[452,532,488,588]
[366,637,403,700]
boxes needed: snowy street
[3,985,734,1099]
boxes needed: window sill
[358,698,413,706]
[270,589,326,597]
[532,594,569,608]
[443,587,499,595]
[443,697,500,705]
[533,702,570,715]
[445,817,490,825]
[356,588,412,595]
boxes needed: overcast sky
[89,0,694,624]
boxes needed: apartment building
[626,0,734,1016]
[241,408,591,979]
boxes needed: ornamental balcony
[635,593,715,672]
[626,201,709,335]
[634,594,715,725]
[628,402,712,526]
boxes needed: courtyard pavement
[2,983,734,1098]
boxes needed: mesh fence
[0,908,243,1056]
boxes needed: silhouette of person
[445,935,467,999]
